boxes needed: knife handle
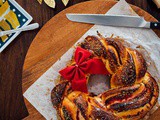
[150,22,160,29]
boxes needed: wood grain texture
[0,0,88,120]
[22,0,160,120]
[0,0,159,120]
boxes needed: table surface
[0,0,159,119]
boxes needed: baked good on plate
[51,34,159,120]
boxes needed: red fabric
[59,47,109,93]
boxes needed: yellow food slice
[0,19,11,30]
[0,35,8,42]
[0,0,3,6]
[0,1,10,16]
[4,10,20,29]
[0,28,8,42]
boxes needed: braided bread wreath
[51,34,159,120]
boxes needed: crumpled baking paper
[24,0,160,119]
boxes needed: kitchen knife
[66,14,160,29]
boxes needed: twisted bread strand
[81,35,147,88]
[52,81,119,120]
[51,35,159,120]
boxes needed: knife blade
[66,14,160,29]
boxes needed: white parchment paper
[24,0,160,119]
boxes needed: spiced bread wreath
[51,34,159,120]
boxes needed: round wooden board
[22,0,160,119]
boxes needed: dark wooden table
[0,0,159,119]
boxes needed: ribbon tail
[86,58,109,74]
[72,78,88,93]
[59,66,76,80]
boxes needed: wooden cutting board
[22,0,160,119]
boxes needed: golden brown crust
[81,35,147,88]
[89,105,119,120]
[110,51,136,88]
[129,49,147,80]
[59,92,120,120]
[81,36,107,58]
[51,35,159,120]
[101,72,159,119]
[51,81,69,107]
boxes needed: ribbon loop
[59,47,109,93]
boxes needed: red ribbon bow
[59,47,108,93]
